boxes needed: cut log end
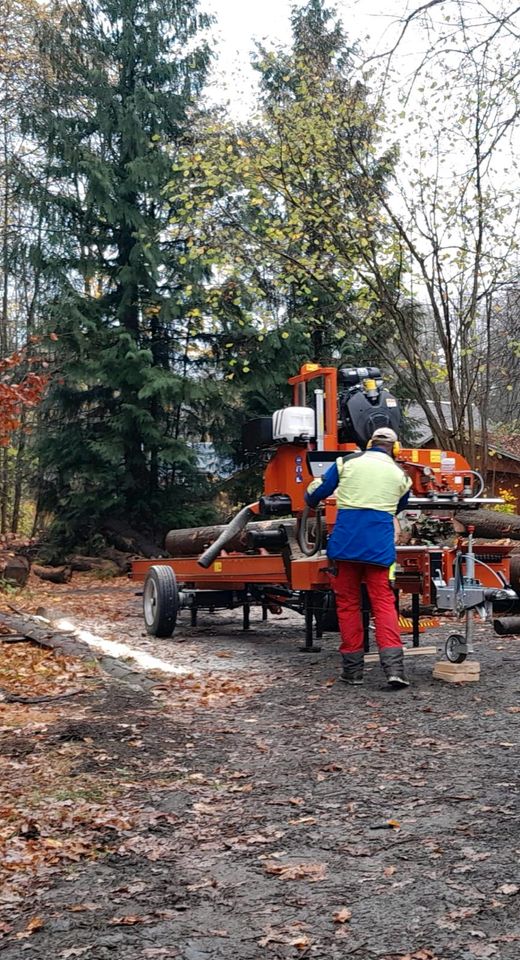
[493,616,520,636]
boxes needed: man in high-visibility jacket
[305,427,412,688]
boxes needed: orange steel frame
[130,549,510,595]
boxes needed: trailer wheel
[445,633,467,664]
[143,565,179,637]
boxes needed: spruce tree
[26,0,213,549]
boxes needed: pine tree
[25,0,213,549]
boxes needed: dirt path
[1,578,520,959]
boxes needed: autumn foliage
[0,350,48,446]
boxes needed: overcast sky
[202,0,412,114]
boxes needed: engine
[338,366,402,447]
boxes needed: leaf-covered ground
[0,575,519,959]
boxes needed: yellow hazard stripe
[399,616,440,630]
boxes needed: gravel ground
[1,579,519,960]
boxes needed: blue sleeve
[304,463,340,508]
[396,490,411,514]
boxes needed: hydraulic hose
[198,503,259,569]
[297,505,324,557]
[465,470,485,499]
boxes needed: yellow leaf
[333,907,352,923]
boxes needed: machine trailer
[131,364,516,663]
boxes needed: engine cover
[340,389,401,447]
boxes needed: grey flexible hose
[297,505,324,557]
[198,505,256,568]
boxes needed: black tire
[143,565,179,637]
[445,633,468,664]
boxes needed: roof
[486,435,520,464]
[405,402,520,464]
[405,401,482,447]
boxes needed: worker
[305,426,412,689]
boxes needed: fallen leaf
[468,944,498,957]
[291,934,311,950]
[448,907,479,920]
[59,949,92,959]
[497,883,519,895]
[341,845,371,857]
[109,915,150,925]
[371,819,400,830]
[186,878,217,892]
[65,903,97,912]
[15,916,45,939]
[333,907,352,923]
[141,950,178,958]
[264,861,327,882]
[193,802,219,814]
[258,926,310,949]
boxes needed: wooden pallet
[432,660,480,683]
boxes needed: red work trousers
[332,560,402,655]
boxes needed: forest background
[1,0,519,558]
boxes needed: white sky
[203,0,411,114]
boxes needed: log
[165,519,297,557]
[0,555,30,587]
[68,555,119,577]
[493,616,520,635]
[101,547,132,573]
[32,564,72,584]
[69,555,108,572]
[102,518,166,558]
[510,555,520,592]
[454,510,520,540]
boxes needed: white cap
[371,427,398,443]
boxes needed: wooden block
[433,660,480,674]
[433,660,480,683]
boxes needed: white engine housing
[272,406,315,443]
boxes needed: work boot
[340,651,364,685]
[379,647,410,689]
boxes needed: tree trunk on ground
[32,564,72,583]
[68,555,120,576]
[101,547,132,573]
[102,519,165,558]
[493,616,520,635]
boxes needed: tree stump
[0,555,30,587]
